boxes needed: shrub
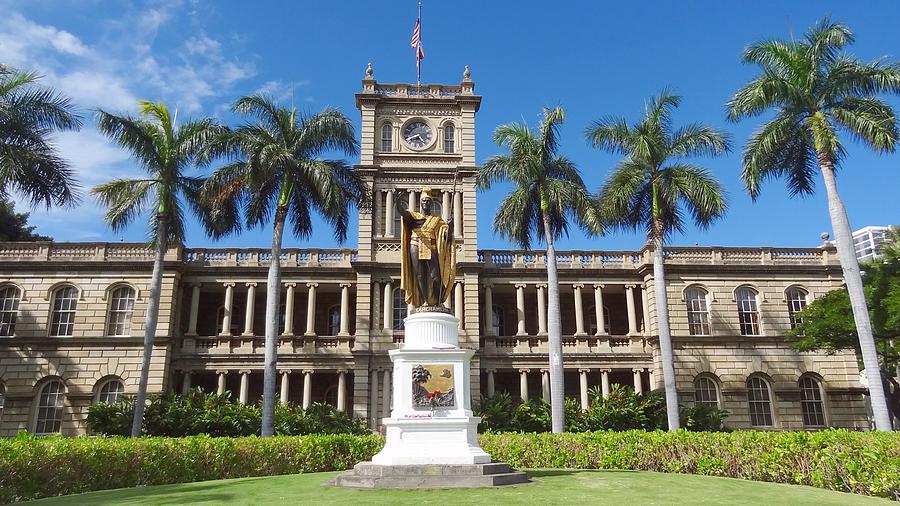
[1,430,897,502]
[680,403,730,432]
[87,390,367,437]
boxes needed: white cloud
[57,71,137,112]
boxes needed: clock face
[402,120,433,148]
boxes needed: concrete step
[327,461,530,489]
[352,462,512,477]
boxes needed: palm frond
[830,97,898,152]
[664,163,728,229]
[90,178,155,233]
[741,113,817,200]
[669,123,731,158]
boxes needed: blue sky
[3,0,898,251]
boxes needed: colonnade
[378,188,464,238]
[483,368,654,410]
[180,369,349,411]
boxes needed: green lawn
[29,470,890,505]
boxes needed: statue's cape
[400,211,456,306]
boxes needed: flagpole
[416,0,422,92]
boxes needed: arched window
[107,286,136,336]
[736,287,760,336]
[393,288,407,331]
[693,375,720,407]
[746,376,774,427]
[786,287,808,329]
[799,376,826,427]
[35,380,65,435]
[588,305,611,335]
[327,305,341,336]
[381,123,393,152]
[0,285,21,337]
[95,379,125,404]
[685,287,710,335]
[443,125,455,153]
[49,285,78,337]
[491,305,506,336]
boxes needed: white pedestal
[371,311,491,466]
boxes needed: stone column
[537,284,547,335]
[641,283,651,335]
[216,370,227,395]
[239,370,250,404]
[280,371,290,404]
[337,371,347,412]
[181,371,192,395]
[339,283,352,336]
[381,369,391,418]
[383,281,394,331]
[625,284,638,336]
[593,284,606,335]
[515,283,527,336]
[385,190,395,238]
[408,190,416,212]
[519,369,529,402]
[486,369,496,397]
[187,283,201,336]
[282,283,296,335]
[573,283,586,336]
[601,369,610,398]
[220,282,235,336]
[454,282,464,326]
[302,371,313,410]
[579,369,589,410]
[483,284,494,335]
[453,191,463,237]
[243,282,257,336]
[442,190,451,221]
[633,368,644,394]
[541,370,551,403]
[648,369,656,391]
[305,283,317,336]
[369,368,379,428]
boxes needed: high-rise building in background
[853,225,894,262]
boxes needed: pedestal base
[373,417,491,465]
[328,462,531,489]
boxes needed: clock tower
[350,64,483,420]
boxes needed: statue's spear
[447,166,460,231]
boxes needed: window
[746,376,774,427]
[588,306,611,335]
[491,305,506,336]
[96,379,125,404]
[107,286,136,336]
[327,305,341,336]
[0,285,21,337]
[35,380,65,435]
[736,287,760,335]
[685,287,710,335]
[786,287,808,329]
[799,376,826,427]
[381,124,393,152]
[693,375,720,407]
[49,285,78,336]
[443,125,455,153]
[393,288,407,331]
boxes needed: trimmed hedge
[1,430,898,502]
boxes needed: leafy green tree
[93,100,224,436]
[587,90,729,430]
[0,198,51,241]
[0,65,81,207]
[727,19,900,431]
[477,107,602,433]
[201,94,365,437]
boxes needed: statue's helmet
[420,187,434,201]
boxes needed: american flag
[411,19,424,61]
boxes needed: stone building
[0,71,869,436]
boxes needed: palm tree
[587,90,730,431]
[202,95,365,437]
[727,19,900,431]
[477,107,602,433]
[0,65,81,207]
[93,100,223,437]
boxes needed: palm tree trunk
[651,226,680,431]
[261,207,287,437]
[542,209,565,433]
[130,214,167,437]
[818,155,892,431]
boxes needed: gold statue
[398,187,456,308]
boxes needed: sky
[3,0,899,251]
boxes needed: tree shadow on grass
[46,477,274,505]
[526,469,639,478]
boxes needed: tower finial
[463,65,471,80]
[365,62,373,78]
